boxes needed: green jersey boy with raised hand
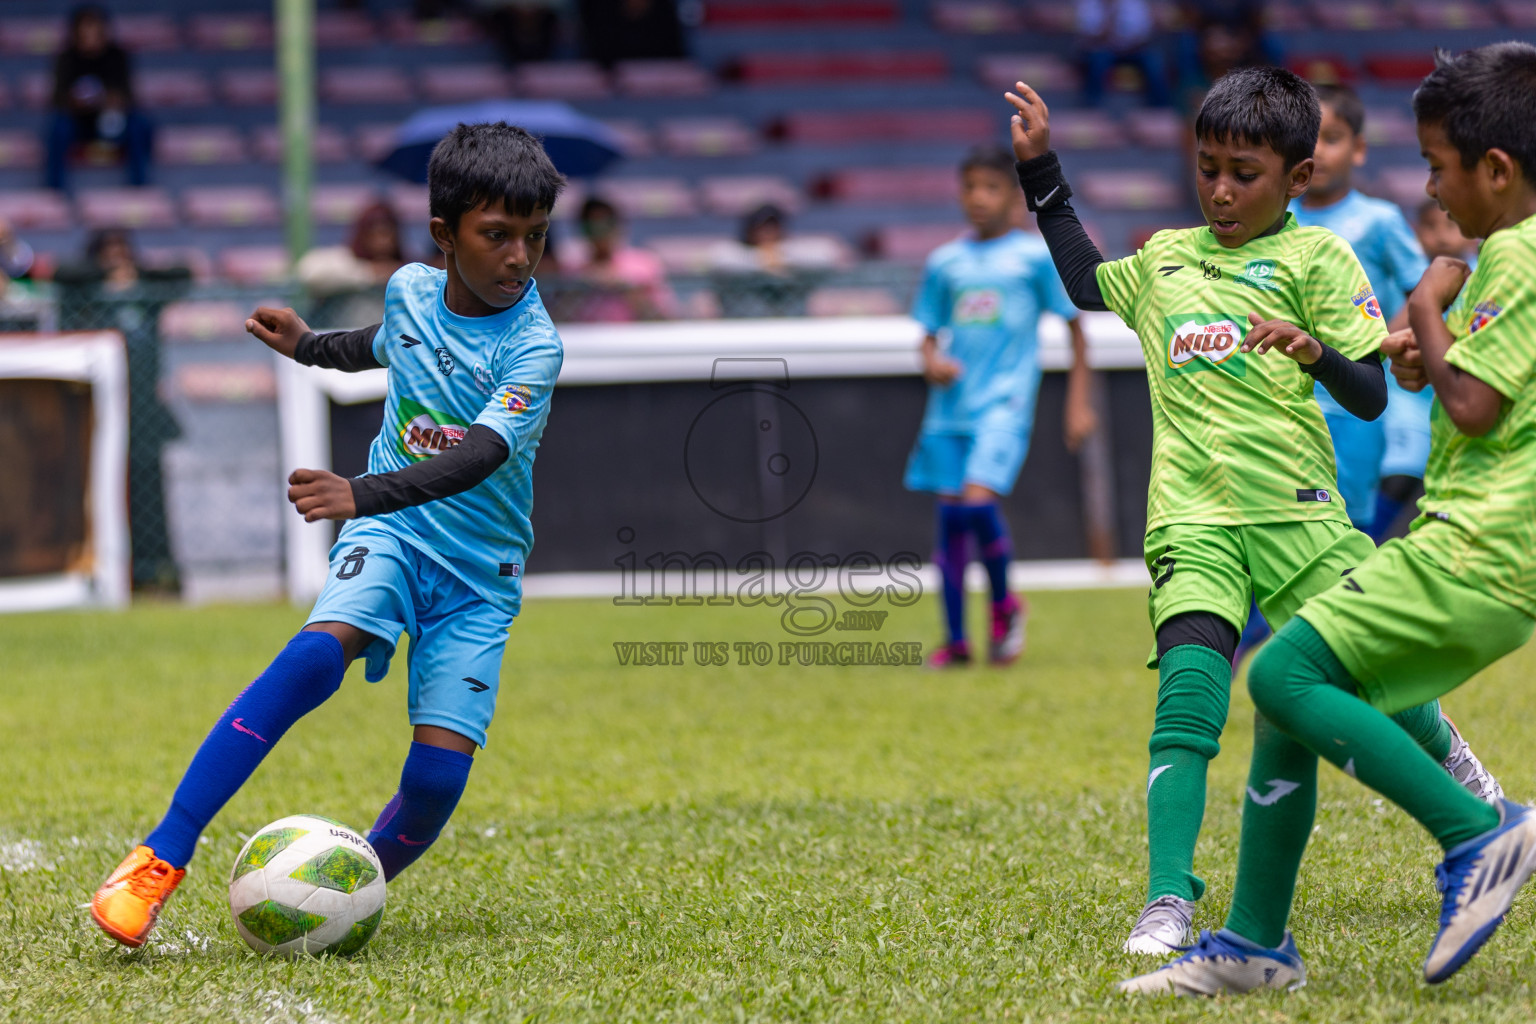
[1002,67,1501,957]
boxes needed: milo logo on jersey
[395,397,468,459]
[1162,313,1246,377]
[953,288,1002,325]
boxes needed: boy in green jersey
[1004,67,1500,956]
[1119,43,1536,995]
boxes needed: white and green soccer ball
[228,814,386,957]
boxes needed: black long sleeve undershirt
[1301,345,1387,421]
[294,324,384,373]
[349,423,511,517]
[1034,199,1110,311]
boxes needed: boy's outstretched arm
[1005,83,1109,312]
[246,306,383,373]
[1406,256,1504,436]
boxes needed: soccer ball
[227,814,386,957]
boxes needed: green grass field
[4,590,1536,1022]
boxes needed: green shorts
[1298,537,1535,715]
[1143,520,1375,668]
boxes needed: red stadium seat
[1021,1,1079,32]
[1263,1,1314,29]
[1126,108,1185,149]
[1496,0,1536,27]
[931,2,1028,33]
[387,183,430,226]
[160,300,249,343]
[698,175,802,216]
[1307,1,1398,30]
[137,70,215,110]
[217,246,291,286]
[659,118,758,158]
[771,109,994,145]
[863,223,966,262]
[1362,107,1418,147]
[815,167,956,204]
[594,178,698,219]
[806,287,902,317]
[220,68,279,107]
[252,124,351,165]
[613,60,714,97]
[513,62,610,99]
[19,71,53,110]
[140,247,214,283]
[977,53,1079,92]
[189,14,274,51]
[0,18,63,57]
[0,130,40,169]
[1373,167,1430,209]
[78,187,178,229]
[355,123,402,164]
[321,67,415,106]
[310,184,381,226]
[729,51,948,84]
[0,190,72,231]
[1078,170,1182,211]
[383,12,478,46]
[156,125,247,166]
[600,120,654,159]
[1052,110,1123,150]
[704,2,899,25]
[1363,54,1438,84]
[642,235,731,274]
[418,65,515,103]
[182,186,282,228]
[1404,0,1496,28]
[115,15,181,52]
[315,10,379,48]
[1286,54,1355,85]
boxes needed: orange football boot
[91,845,186,947]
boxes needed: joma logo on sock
[1247,779,1300,806]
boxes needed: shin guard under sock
[367,742,474,881]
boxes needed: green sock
[1389,699,1452,763]
[1145,644,1230,903]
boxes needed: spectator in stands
[1076,0,1170,107]
[46,5,154,194]
[1176,1,1275,92]
[564,197,676,321]
[709,204,847,317]
[0,220,36,286]
[480,1,564,64]
[579,0,686,68]
[297,202,408,325]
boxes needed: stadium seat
[383,12,478,46]
[157,125,247,166]
[641,235,730,274]
[172,363,278,403]
[1404,0,1496,28]
[0,190,72,231]
[549,179,589,220]
[698,175,802,216]
[613,60,714,97]
[189,13,274,51]
[386,183,429,226]
[136,70,216,110]
[1308,1,1398,30]
[77,187,178,230]
[659,118,758,158]
[19,72,52,111]
[0,131,38,170]
[931,1,1028,34]
[320,67,415,106]
[1126,108,1185,149]
[593,178,697,218]
[513,62,610,99]
[1497,0,1536,28]
[703,2,900,26]
[310,184,381,226]
[1051,110,1123,150]
[0,79,12,111]
[314,10,379,48]
[977,53,1080,92]
[114,14,181,52]
[252,124,351,165]
[418,65,515,103]
[1286,54,1355,85]
[354,123,402,164]
[139,246,214,283]
[0,18,63,57]
[216,246,290,285]
[815,167,956,204]
[1263,1,1315,29]
[159,300,250,343]
[729,51,949,84]
[1373,167,1430,209]
[600,120,654,159]
[1363,54,1438,84]
[806,286,902,316]
[182,186,281,228]
[863,222,965,262]
[220,68,279,107]
[1078,170,1182,211]
[770,110,995,145]
[1021,1,1080,32]
[1362,107,1418,147]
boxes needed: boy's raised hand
[1240,312,1323,365]
[1411,255,1472,314]
[245,306,311,360]
[1005,82,1052,162]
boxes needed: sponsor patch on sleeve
[1351,285,1382,320]
[499,385,533,414]
[1468,300,1504,334]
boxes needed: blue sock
[935,504,971,645]
[367,742,474,881]
[145,631,345,869]
[966,502,1013,607]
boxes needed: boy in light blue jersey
[91,123,566,948]
[907,144,1096,667]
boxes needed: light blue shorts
[306,520,513,748]
[1321,407,1385,532]
[903,427,1030,496]
[1380,378,1433,479]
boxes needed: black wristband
[1016,151,1072,212]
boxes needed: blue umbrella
[377,100,626,182]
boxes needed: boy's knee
[1247,637,1297,725]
